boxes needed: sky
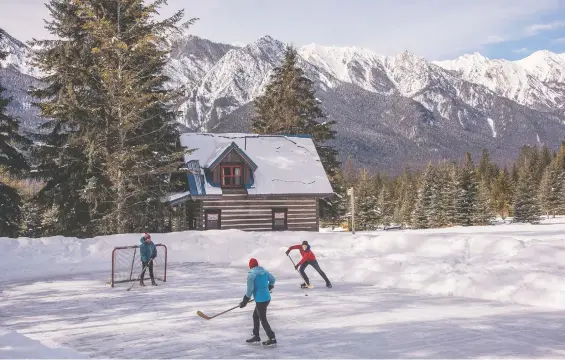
[1,0,564,61]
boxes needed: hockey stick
[197,298,255,320]
[126,258,153,291]
[287,254,313,288]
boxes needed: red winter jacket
[287,244,316,267]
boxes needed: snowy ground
[2,218,565,358]
[2,263,565,358]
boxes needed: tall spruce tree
[83,0,190,233]
[412,162,438,229]
[513,161,541,224]
[0,33,30,237]
[395,168,417,227]
[377,184,394,228]
[251,45,341,221]
[539,148,565,218]
[354,169,379,230]
[30,0,110,236]
[31,0,193,236]
[455,153,479,226]
[491,170,512,219]
[435,161,457,227]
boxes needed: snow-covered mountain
[2,27,565,172]
[434,52,565,112]
[0,29,43,133]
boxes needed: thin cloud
[526,21,565,35]
[551,37,565,44]
[513,48,529,53]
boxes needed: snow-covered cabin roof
[179,133,334,196]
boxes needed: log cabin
[165,133,334,231]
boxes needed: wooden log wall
[196,195,320,231]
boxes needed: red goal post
[110,244,167,287]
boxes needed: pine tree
[395,168,417,227]
[354,169,379,230]
[435,162,457,227]
[0,32,30,237]
[491,170,512,219]
[83,0,190,233]
[251,45,341,221]
[455,153,479,226]
[539,149,565,218]
[412,163,438,229]
[29,0,107,236]
[513,163,541,224]
[30,0,194,236]
[473,181,494,225]
[377,184,394,228]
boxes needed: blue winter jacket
[139,237,157,262]
[245,266,276,303]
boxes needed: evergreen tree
[455,153,479,226]
[539,149,565,218]
[473,181,494,225]
[251,45,341,221]
[377,184,394,228]
[435,162,457,227]
[491,170,512,219]
[31,0,193,236]
[0,34,30,237]
[354,169,379,230]
[30,0,109,236]
[393,168,417,227]
[513,162,542,224]
[83,0,190,233]
[412,163,438,229]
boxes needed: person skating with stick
[239,258,277,347]
[139,233,157,286]
[286,240,332,288]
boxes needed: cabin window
[221,165,243,187]
[205,210,221,230]
[272,208,288,230]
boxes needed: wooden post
[347,187,355,234]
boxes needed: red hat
[143,233,151,239]
[249,258,258,269]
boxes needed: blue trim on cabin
[207,141,258,171]
[245,170,255,189]
[200,175,206,195]
[278,134,312,138]
[187,173,198,194]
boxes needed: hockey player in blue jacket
[139,233,157,286]
[239,258,277,346]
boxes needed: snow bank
[3,219,565,309]
[0,328,85,358]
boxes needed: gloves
[268,284,274,292]
[285,249,290,256]
[239,295,250,308]
[295,264,299,270]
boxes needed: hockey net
[110,244,167,287]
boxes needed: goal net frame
[110,244,168,287]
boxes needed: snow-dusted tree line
[329,145,565,230]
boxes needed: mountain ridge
[2,28,564,173]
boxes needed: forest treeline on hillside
[324,144,565,230]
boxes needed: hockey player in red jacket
[286,241,332,288]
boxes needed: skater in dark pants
[286,241,332,288]
[139,233,157,286]
[239,258,277,347]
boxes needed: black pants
[141,260,154,281]
[299,260,331,286]
[253,300,275,340]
